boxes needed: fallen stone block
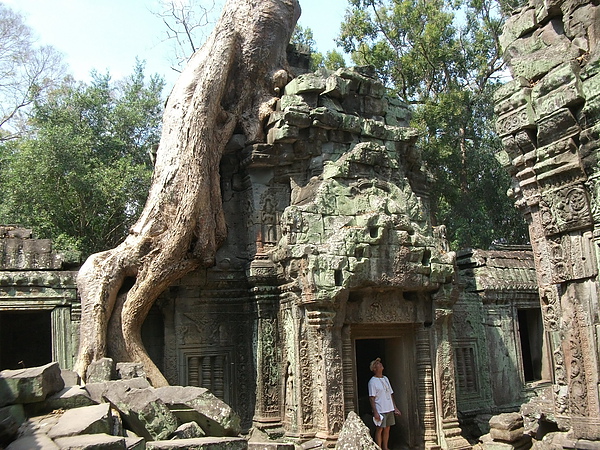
[155,385,241,437]
[6,433,60,450]
[146,436,248,449]
[489,412,524,431]
[61,369,81,387]
[111,387,178,441]
[125,435,146,450]
[47,403,113,439]
[170,421,207,439]
[85,377,151,404]
[0,362,64,406]
[0,404,25,445]
[86,358,115,383]
[335,411,378,450]
[116,362,146,380]
[53,433,126,449]
[25,385,97,416]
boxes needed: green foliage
[338,0,528,249]
[0,61,165,257]
[292,25,347,71]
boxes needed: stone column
[51,306,72,369]
[434,308,471,450]
[416,325,439,449]
[249,257,283,434]
[306,309,345,443]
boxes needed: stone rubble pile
[0,361,246,449]
[480,412,531,450]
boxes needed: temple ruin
[1,0,600,446]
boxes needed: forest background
[0,0,528,259]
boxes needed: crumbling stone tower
[495,0,600,439]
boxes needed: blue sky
[5,0,349,89]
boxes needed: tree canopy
[0,62,165,257]
[0,3,66,140]
[338,0,528,249]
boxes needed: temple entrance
[0,310,52,370]
[353,326,419,449]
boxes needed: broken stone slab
[53,433,126,449]
[84,377,151,404]
[116,362,146,380]
[170,421,207,439]
[47,403,113,439]
[86,357,115,383]
[146,436,248,449]
[0,362,64,406]
[335,411,378,450]
[110,387,178,441]
[25,385,97,416]
[125,435,146,450]
[155,385,241,437]
[61,369,81,387]
[0,404,25,445]
[6,433,60,450]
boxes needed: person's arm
[369,396,381,421]
[390,393,401,416]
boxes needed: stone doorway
[0,310,52,370]
[353,329,419,449]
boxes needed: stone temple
[1,0,600,447]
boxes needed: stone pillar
[496,2,600,438]
[416,325,439,449]
[306,309,345,443]
[51,306,72,369]
[249,257,282,435]
[434,308,471,450]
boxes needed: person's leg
[382,426,391,450]
[374,426,383,448]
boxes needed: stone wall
[496,0,600,440]
[0,226,80,371]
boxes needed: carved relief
[539,185,592,236]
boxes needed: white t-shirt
[368,375,394,414]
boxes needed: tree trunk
[74,0,300,386]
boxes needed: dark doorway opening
[355,335,416,449]
[518,308,543,382]
[142,304,165,373]
[0,310,52,370]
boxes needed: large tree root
[74,0,301,386]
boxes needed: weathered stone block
[111,388,179,441]
[583,71,600,100]
[323,75,351,98]
[335,411,378,450]
[495,87,532,117]
[146,437,248,450]
[53,433,126,450]
[267,123,299,144]
[0,362,64,406]
[0,404,24,445]
[500,8,538,51]
[47,403,113,439]
[504,20,581,80]
[86,358,115,383]
[154,385,241,437]
[5,433,60,450]
[279,94,310,113]
[489,412,524,431]
[170,421,207,439]
[489,426,526,442]
[496,104,536,137]
[284,73,326,96]
[537,108,581,147]
[24,385,97,416]
[116,362,146,381]
[84,377,151,404]
[311,107,343,130]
